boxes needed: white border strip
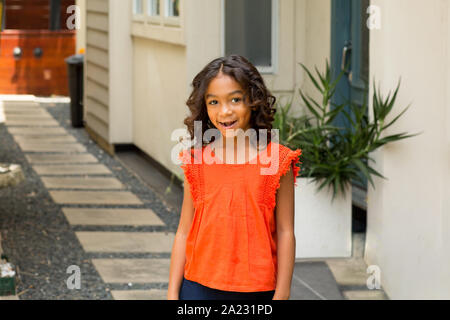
[0,101,5,124]
[0,95,70,104]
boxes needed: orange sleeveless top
[178,141,302,292]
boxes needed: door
[0,0,75,96]
[330,0,370,209]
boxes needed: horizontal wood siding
[86,111,109,140]
[86,62,108,87]
[86,29,108,51]
[85,0,109,142]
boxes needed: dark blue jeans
[179,277,275,300]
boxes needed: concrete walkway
[0,97,389,300]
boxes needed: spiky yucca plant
[274,60,421,202]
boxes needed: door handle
[341,41,352,74]
[13,47,22,60]
[34,47,43,58]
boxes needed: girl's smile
[218,119,237,129]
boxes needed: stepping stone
[0,99,39,107]
[62,208,165,226]
[111,290,167,300]
[75,232,175,252]
[5,119,60,126]
[41,177,124,189]
[8,127,67,135]
[15,135,77,143]
[92,259,170,283]
[5,115,55,121]
[0,101,38,111]
[49,191,143,205]
[19,142,86,152]
[0,295,20,300]
[342,290,387,300]
[33,164,111,175]
[25,153,98,164]
[326,258,370,287]
[2,106,39,111]
[4,109,50,116]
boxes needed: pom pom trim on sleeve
[266,147,302,210]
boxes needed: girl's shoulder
[267,141,301,160]
[270,141,302,182]
[178,144,208,165]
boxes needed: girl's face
[205,73,253,140]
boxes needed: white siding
[85,0,109,141]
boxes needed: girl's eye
[208,100,218,105]
[231,97,242,103]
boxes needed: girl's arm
[167,178,195,300]
[273,165,296,300]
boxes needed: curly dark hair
[182,54,277,149]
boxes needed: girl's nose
[219,102,233,115]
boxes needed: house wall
[365,0,450,298]
[294,0,331,118]
[131,0,331,176]
[75,0,86,54]
[82,0,331,177]
[131,0,187,171]
[83,0,132,149]
[109,0,133,144]
[132,37,187,170]
[85,0,110,141]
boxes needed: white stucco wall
[365,0,450,299]
[132,37,187,169]
[109,0,133,143]
[295,0,331,117]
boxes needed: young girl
[167,55,302,300]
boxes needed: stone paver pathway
[2,100,172,300]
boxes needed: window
[165,0,180,17]
[133,0,144,15]
[223,0,278,73]
[147,0,160,16]
[131,0,183,45]
[132,0,180,25]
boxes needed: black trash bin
[65,54,84,128]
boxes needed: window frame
[131,0,184,45]
[146,0,162,25]
[132,0,145,22]
[163,0,181,27]
[132,0,181,27]
[164,0,180,17]
[221,0,279,74]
